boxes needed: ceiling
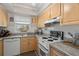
[0,3,49,16]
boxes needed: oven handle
[39,44,48,51]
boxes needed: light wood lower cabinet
[21,36,37,53]
[0,40,3,56]
[21,37,29,53]
[50,47,67,56]
[29,37,37,51]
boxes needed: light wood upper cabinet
[60,3,79,25]
[35,3,79,26]
[43,6,51,20]
[37,4,61,28]
[37,5,51,28]
[0,40,3,56]
[50,3,60,18]
[3,11,8,27]
[32,16,38,26]
[38,14,45,28]
[0,9,3,26]
[0,6,8,27]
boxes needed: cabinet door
[29,37,37,51]
[3,11,8,27]
[0,7,8,27]
[43,6,51,20]
[38,14,45,28]
[32,17,36,25]
[38,6,51,28]
[61,3,79,25]
[21,36,38,53]
[0,40,3,56]
[50,48,67,56]
[0,8,4,26]
[21,37,29,53]
[32,16,38,26]
[51,3,60,18]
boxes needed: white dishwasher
[4,38,20,56]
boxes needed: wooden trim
[2,39,4,56]
[0,39,3,56]
[60,3,64,25]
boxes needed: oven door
[39,44,48,56]
[39,49,46,56]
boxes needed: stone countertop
[0,33,50,39]
[0,38,3,40]
[50,42,79,56]
[0,33,36,39]
[0,33,48,40]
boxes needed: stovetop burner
[42,37,48,39]
[48,37,52,38]
[42,36,53,39]
[53,38,58,40]
[48,39,53,41]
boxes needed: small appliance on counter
[0,27,11,37]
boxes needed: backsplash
[42,27,54,34]
[42,24,79,38]
[53,24,79,38]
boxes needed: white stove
[38,36,62,56]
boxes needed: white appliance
[38,37,62,56]
[4,38,20,56]
[38,31,64,56]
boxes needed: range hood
[44,17,60,24]
[44,17,60,27]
